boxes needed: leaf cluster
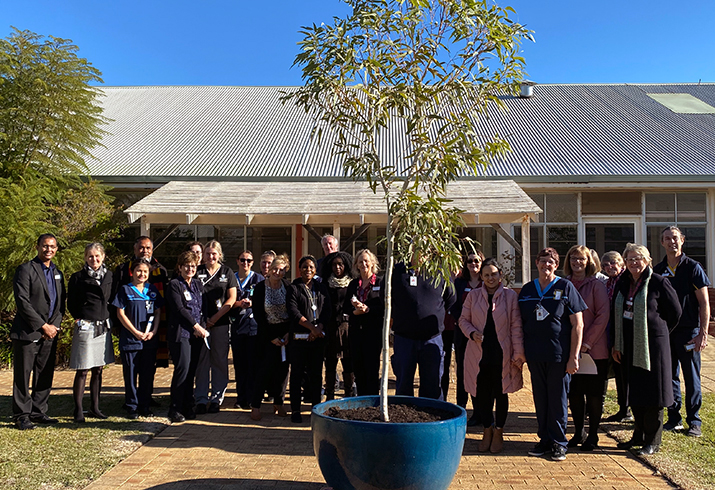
[284,0,532,282]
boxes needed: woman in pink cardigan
[564,245,610,451]
[459,258,525,453]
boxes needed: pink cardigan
[458,284,524,396]
[568,275,610,360]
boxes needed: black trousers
[231,333,257,406]
[12,338,57,420]
[168,336,202,415]
[569,358,609,442]
[251,341,290,408]
[631,406,664,447]
[475,363,508,428]
[120,348,157,412]
[349,327,382,396]
[289,338,325,413]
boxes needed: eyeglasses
[626,256,646,264]
[182,264,197,269]
[466,259,481,264]
[239,258,254,263]
[569,256,587,263]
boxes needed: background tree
[0,27,120,311]
[285,0,532,420]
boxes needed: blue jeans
[668,327,702,428]
[391,334,444,400]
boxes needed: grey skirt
[69,319,115,370]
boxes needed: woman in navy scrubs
[113,259,164,419]
[518,247,586,461]
[166,251,207,423]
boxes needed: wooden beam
[342,224,371,250]
[490,223,522,255]
[302,223,323,243]
[153,224,180,251]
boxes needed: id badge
[215,299,222,309]
[409,276,418,287]
[554,290,562,300]
[146,301,154,314]
[311,304,318,311]
[54,274,61,280]
[183,290,192,301]
[535,303,550,321]
[623,310,634,320]
[77,319,92,331]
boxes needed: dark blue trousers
[529,360,570,448]
[391,334,444,400]
[668,327,702,428]
[120,348,156,412]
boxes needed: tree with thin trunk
[284,0,532,420]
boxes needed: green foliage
[0,27,108,179]
[285,0,531,285]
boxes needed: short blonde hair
[622,243,652,266]
[601,251,624,269]
[268,254,290,276]
[352,249,380,277]
[563,245,598,277]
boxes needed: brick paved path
[6,343,714,490]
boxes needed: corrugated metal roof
[88,84,715,183]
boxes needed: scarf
[86,263,107,285]
[614,269,651,371]
[328,274,352,289]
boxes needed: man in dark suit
[11,233,66,430]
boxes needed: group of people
[10,228,709,464]
[455,227,708,461]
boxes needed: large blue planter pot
[312,396,466,490]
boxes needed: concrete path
[5,341,714,490]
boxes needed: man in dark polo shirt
[11,234,66,430]
[654,226,710,438]
[390,261,456,400]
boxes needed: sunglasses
[466,259,481,264]
[239,258,254,263]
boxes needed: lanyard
[304,283,318,323]
[238,271,254,291]
[130,284,150,300]
[534,277,559,299]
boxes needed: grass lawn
[603,391,715,490]
[0,393,169,490]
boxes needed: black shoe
[87,409,108,419]
[30,414,58,424]
[663,419,684,432]
[74,408,85,423]
[150,398,161,407]
[551,444,567,461]
[580,438,598,452]
[604,410,628,422]
[291,412,303,423]
[636,444,659,456]
[567,430,586,448]
[138,410,155,417]
[16,418,36,430]
[168,411,185,423]
[617,438,643,450]
[687,425,702,438]
[208,402,220,414]
[195,404,208,415]
[126,410,139,420]
[184,409,196,420]
[528,441,552,457]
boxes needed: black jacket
[286,278,331,335]
[166,277,204,343]
[11,257,66,341]
[68,267,113,322]
[344,275,385,334]
[252,278,292,341]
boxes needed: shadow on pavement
[145,478,327,489]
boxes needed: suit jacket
[11,257,66,342]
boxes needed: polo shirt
[654,254,710,329]
[112,283,164,351]
[518,277,587,363]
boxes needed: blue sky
[2,0,714,86]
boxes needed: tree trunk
[380,209,395,422]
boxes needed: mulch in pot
[324,403,455,423]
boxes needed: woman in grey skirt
[67,243,115,423]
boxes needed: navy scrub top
[112,283,164,351]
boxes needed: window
[646,193,707,271]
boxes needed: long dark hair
[460,250,485,280]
